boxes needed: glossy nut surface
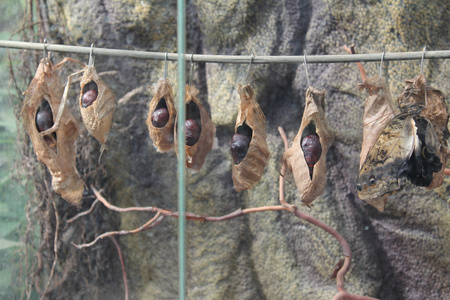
[231,133,250,165]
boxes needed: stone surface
[37,0,450,299]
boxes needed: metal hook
[163,52,168,79]
[304,53,311,87]
[88,43,95,68]
[379,50,385,78]
[42,38,48,71]
[420,45,427,75]
[188,54,194,86]
[245,52,255,84]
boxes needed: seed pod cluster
[79,65,116,145]
[147,78,177,152]
[21,59,84,206]
[231,84,270,192]
[282,86,332,207]
[174,85,215,171]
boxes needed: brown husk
[397,75,450,190]
[146,78,177,152]
[357,75,396,211]
[79,65,116,145]
[283,86,332,207]
[232,84,270,192]
[21,59,84,206]
[174,85,215,171]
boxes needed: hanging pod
[357,74,448,211]
[356,75,395,211]
[231,84,270,192]
[79,65,116,145]
[282,87,332,207]
[397,75,449,190]
[174,85,215,171]
[21,59,84,206]
[146,78,177,152]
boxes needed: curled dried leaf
[146,78,177,152]
[357,75,448,211]
[231,84,270,192]
[174,85,215,171]
[79,66,116,145]
[21,59,84,206]
[283,86,332,207]
[356,75,395,211]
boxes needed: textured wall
[40,0,450,299]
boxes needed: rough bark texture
[23,0,450,299]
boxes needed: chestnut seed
[185,119,200,146]
[301,134,321,178]
[81,89,98,108]
[151,107,169,128]
[231,133,250,165]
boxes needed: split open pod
[174,85,215,171]
[283,86,332,207]
[79,65,116,145]
[22,59,84,206]
[146,78,177,152]
[231,84,270,192]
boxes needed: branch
[110,237,129,300]
[445,168,450,176]
[343,45,367,81]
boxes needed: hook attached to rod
[88,43,95,68]
[379,50,385,78]
[420,45,427,75]
[304,53,311,88]
[188,53,194,86]
[163,52,168,79]
[245,52,255,85]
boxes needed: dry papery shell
[283,86,332,207]
[174,85,215,171]
[356,75,395,211]
[397,75,450,190]
[231,84,270,192]
[146,78,177,152]
[79,65,116,145]
[21,59,84,206]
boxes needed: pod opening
[185,101,202,146]
[300,121,321,179]
[231,121,252,165]
[35,98,57,150]
[151,97,169,128]
[81,80,99,108]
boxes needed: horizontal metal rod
[1,40,449,64]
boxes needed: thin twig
[110,237,129,300]
[41,183,59,299]
[343,45,367,81]
[65,199,99,228]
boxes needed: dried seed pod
[79,65,116,145]
[231,84,270,192]
[21,59,84,206]
[282,86,332,207]
[174,85,215,171]
[146,78,177,152]
[356,76,395,211]
[398,75,449,190]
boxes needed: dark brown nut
[301,134,322,178]
[231,133,251,165]
[151,107,169,128]
[185,118,200,146]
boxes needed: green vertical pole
[177,0,186,299]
